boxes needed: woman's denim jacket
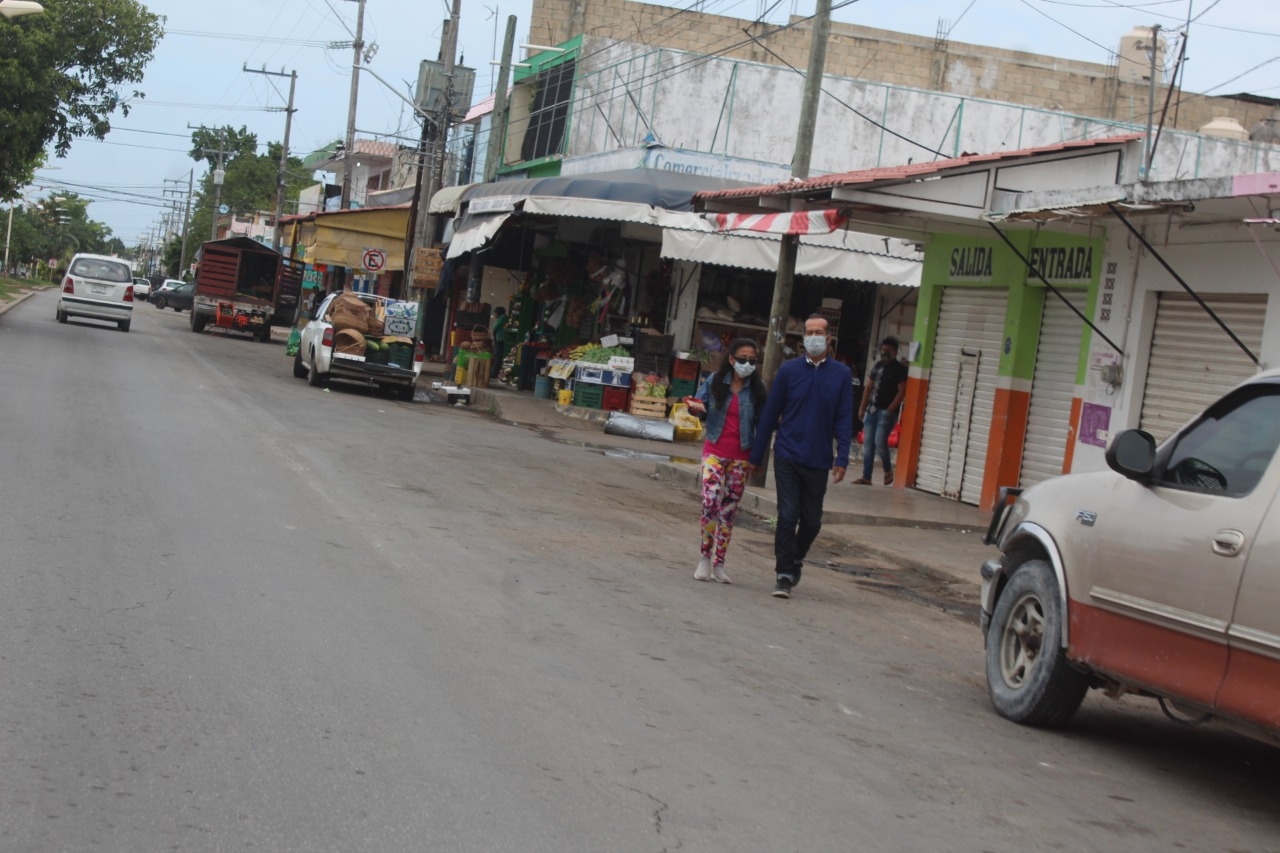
[695,373,758,452]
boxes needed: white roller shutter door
[916,288,1008,504]
[1140,293,1266,442]
[1020,291,1088,486]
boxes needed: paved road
[2,293,1278,852]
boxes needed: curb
[0,290,38,318]
[652,461,980,532]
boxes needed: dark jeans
[490,341,506,378]
[773,457,829,581]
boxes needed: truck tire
[259,324,272,343]
[293,349,308,379]
[307,354,328,388]
[191,312,206,333]
[396,382,416,402]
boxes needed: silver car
[57,254,135,332]
[981,368,1280,747]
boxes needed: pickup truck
[293,291,424,401]
[190,237,302,341]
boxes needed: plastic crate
[634,333,674,355]
[670,378,698,399]
[602,385,630,412]
[671,357,701,380]
[633,352,666,376]
[573,384,604,409]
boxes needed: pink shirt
[703,393,750,462]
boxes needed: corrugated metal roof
[694,134,1142,203]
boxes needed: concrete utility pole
[178,168,193,275]
[245,65,299,250]
[761,0,832,386]
[1140,24,1161,181]
[484,15,517,183]
[340,0,367,210]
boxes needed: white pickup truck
[293,292,424,401]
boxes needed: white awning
[660,228,922,286]
[523,195,672,224]
[428,183,477,215]
[446,212,512,259]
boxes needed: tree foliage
[3,192,124,273]
[186,130,313,246]
[0,0,164,200]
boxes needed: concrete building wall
[530,0,1273,137]
[566,38,1280,182]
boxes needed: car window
[70,258,132,283]
[178,283,194,293]
[1161,386,1280,495]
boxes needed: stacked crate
[670,357,702,400]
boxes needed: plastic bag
[286,327,301,357]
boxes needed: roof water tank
[1200,116,1249,141]
[1250,118,1280,144]
[1116,26,1166,85]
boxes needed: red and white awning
[708,209,848,235]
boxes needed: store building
[697,135,1280,511]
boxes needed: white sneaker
[712,564,731,584]
[694,557,712,581]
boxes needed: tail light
[414,341,425,363]
[62,276,74,294]
[322,327,334,348]
[124,285,134,302]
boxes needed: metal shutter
[916,288,1008,503]
[1140,293,1266,442]
[1020,291,1088,486]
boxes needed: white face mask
[733,361,756,378]
[803,335,827,358]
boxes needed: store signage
[469,195,517,214]
[949,246,994,280]
[1028,246,1094,282]
[412,247,444,290]
[361,248,387,272]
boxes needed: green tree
[0,0,164,200]
[187,133,313,246]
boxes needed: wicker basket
[334,328,366,356]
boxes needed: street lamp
[0,1,45,18]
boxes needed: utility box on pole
[415,61,476,120]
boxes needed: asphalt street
[2,291,1279,852]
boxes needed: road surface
[2,293,1277,852]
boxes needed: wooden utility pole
[244,66,298,251]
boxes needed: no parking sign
[361,247,387,273]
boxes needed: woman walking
[686,339,767,584]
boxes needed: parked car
[132,277,151,301]
[151,280,195,312]
[295,291,423,401]
[981,369,1280,747]
[56,253,135,332]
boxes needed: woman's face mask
[803,335,827,358]
[733,360,756,378]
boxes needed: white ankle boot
[694,557,712,581]
[712,564,731,584]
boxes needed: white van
[57,253,135,332]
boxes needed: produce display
[633,373,668,398]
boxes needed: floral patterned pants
[700,455,751,567]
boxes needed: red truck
[190,237,303,341]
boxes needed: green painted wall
[912,230,1102,382]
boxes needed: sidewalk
[460,380,999,591]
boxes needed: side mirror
[1106,429,1156,481]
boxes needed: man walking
[750,315,854,599]
[854,336,908,485]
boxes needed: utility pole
[179,168,194,275]
[761,0,831,386]
[245,65,299,250]
[1140,24,1161,182]
[484,15,517,183]
[340,0,367,210]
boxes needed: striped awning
[709,209,848,236]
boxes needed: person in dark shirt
[750,315,854,599]
[854,336,908,485]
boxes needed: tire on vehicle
[56,308,68,323]
[154,297,166,310]
[985,559,1088,728]
[307,353,328,387]
[396,382,416,402]
[118,319,130,333]
[292,349,308,379]
[191,312,206,333]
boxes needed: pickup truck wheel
[395,383,416,402]
[118,319,130,333]
[307,354,328,388]
[191,313,206,333]
[985,559,1088,728]
[292,349,308,378]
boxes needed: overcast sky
[25,0,1280,245]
